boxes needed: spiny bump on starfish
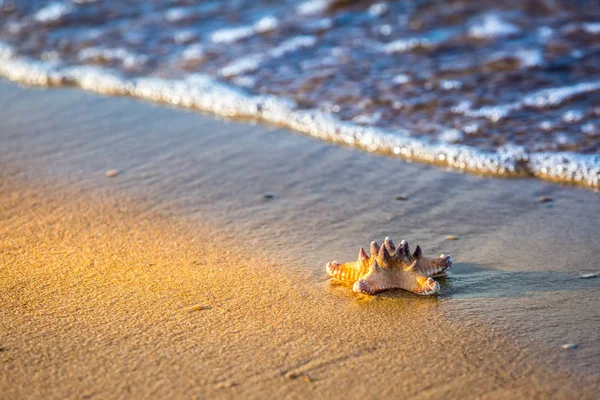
[384,236,395,252]
[413,245,422,259]
[371,259,381,273]
[370,241,380,256]
[378,243,390,261]
[400,239,409,257]
[358,247,369,261]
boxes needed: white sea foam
[352,112,382,126]
[564,22,600,35]
[220,55,264,77]
[537,26,554,39]
[562,110,584,124]
[522,82,600,108]
[369,3,389,17]
[463,123,479,134]
[379,25,393,36]
[232,76,256,89]
[468,14,520,39]
[210,26,255,44]
[269,36,316,58]
[297,0,329,16]
[180,44,204,62]
[382,37,433,54]
[254,16,279,33]
[459,82,600,121]
[78,47,149,69]
[35,2,72,23]
[210,16,278,44]
[514,49,544,68]
[381,28,453,54]
[440,80,462,91]
[539,121,553,131]
[438,129,464,144]
[221,36,316,77]
[0,46,598,189]
[582,123,597,136]
[582,22,600,34]
[165,7,193,23]
[392,74,410,85]
[174,31,197,45]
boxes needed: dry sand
[1,81,600,399]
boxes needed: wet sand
[1,81,599,399]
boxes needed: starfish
[326,237,453,295]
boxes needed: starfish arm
[353,268,439,296]
[326,260,363,283]
[417,255,453,278]
[410,275,440,295]
[353,271,393,295]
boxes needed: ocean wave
[220,35,317,78]
[457,82,600,122]
[1,46,598,189]
[210,16,278,44]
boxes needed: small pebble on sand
[284,371,312,382]
[188,304,209,312]
[562,343,577,350]
[105,169,119,178]
[284,371,300,379]
[395,195,408,201]
[215,381,237,389]
[579,272,599,279]
[445,235,459,240]
[538,196,553,203]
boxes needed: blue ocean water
[1,0,599,187]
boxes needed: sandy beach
[1,81,600,399]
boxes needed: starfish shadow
[439,262,600,300]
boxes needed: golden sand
[1,174,598,399]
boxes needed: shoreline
[0,51,599,189]
[1,81,600,398]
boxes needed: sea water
[1,0,599,187]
